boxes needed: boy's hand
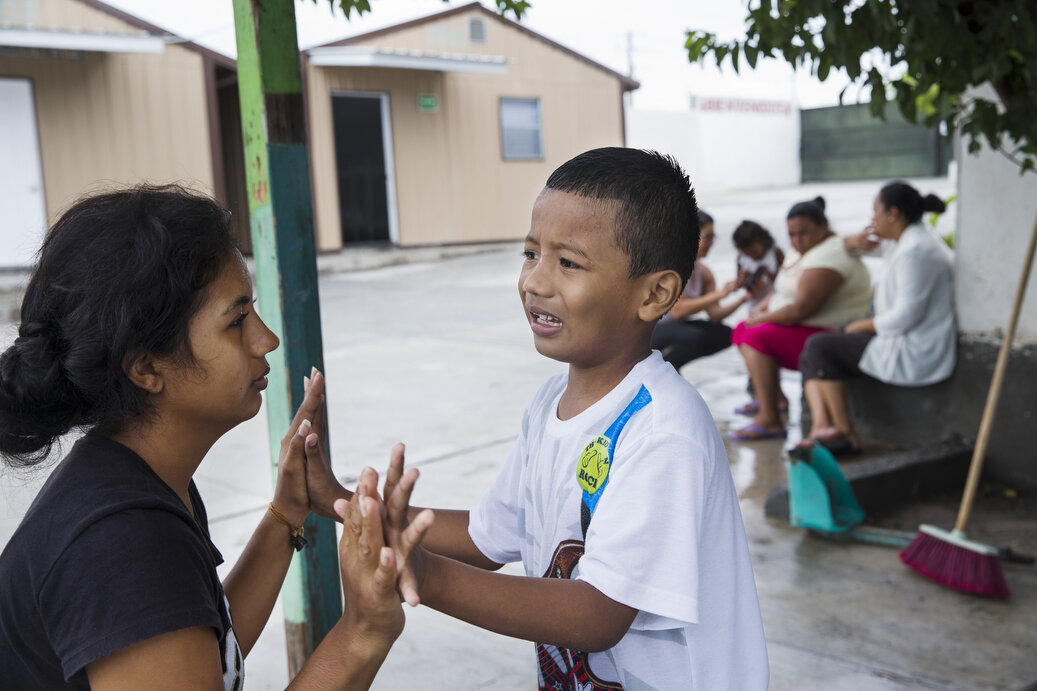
[382,443,435,606]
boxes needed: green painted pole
[231,0,342,677]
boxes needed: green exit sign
[418,94,438,112]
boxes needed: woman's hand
[720,279,741,298]
[299,370,352,519]
[270,367,329,527]
[284,474,430,691]
[844,317,876,334]
[845,229,880,253]
[334,489,407,646]
[746,303,769,326]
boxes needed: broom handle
[955,210,1037,532]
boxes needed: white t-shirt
[469,352,769,690]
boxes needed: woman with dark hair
[0,185,430,689]
[728,197,872,441]
[797,181,954,454]
[651,209,747,370]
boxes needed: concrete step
[765,436,973,522]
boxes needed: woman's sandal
[735,400,790,416]
[727,424,788,441]
[794,436,862,457]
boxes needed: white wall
[626,95,799,196]
[624,109,701,187]
[954,89,1037,342]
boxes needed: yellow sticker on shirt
[577,435,611,495]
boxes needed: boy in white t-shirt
[358,148,769,689]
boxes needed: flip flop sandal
[734,401,760,416]
[727,424,788,441]
[816,437,862,457]
[734,401,790,416]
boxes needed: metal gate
[801,103,952,182]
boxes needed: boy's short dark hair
[545,147,699,285]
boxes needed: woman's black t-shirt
[0,434,242,689]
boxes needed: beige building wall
[0,0,214,223]
[305,6,627,250]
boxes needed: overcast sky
[102,0,860,111]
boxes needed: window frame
[469,17,487,44]
[498,97,544,161]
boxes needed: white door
[0,78,47,267]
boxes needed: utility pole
[231,0,342,677]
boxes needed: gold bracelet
[268,503,308,552]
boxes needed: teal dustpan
[785,444,1033,554]
[786,444,865,533]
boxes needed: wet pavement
[2,178,1035,689]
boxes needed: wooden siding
[305,7,626,249]
[0,0,214,222]
[3,0,156,34]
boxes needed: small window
[469,17,486,44]
[500,98,543,160]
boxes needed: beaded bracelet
[268,503,308,552]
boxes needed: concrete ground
[2,178,1035,689]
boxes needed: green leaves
[685,0,1037,173]
[915,82,941,119]
[745,42,760,69]
[493,0,530,19]
[323,0,370,20]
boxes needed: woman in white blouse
[796,181,956,454]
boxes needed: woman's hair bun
[0,322,84,466]
[812,196,826,211]
[922,194,947,214]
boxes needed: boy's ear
[123,353,165,395]
[638,269,683,322]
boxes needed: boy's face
[519,189,647,368]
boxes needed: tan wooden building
[0,0,248,266]
[1,1,635,265]
[303,2,638,249]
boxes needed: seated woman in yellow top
[728,196,872,441]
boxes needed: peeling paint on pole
[232,0,342,678]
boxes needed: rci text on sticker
[577,435,611,495]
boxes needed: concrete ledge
[765,437,973,522]
[798,338,1037,490]
[843,377,953,447]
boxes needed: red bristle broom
[900,211,1037,598]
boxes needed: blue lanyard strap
[577,384,652,540]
